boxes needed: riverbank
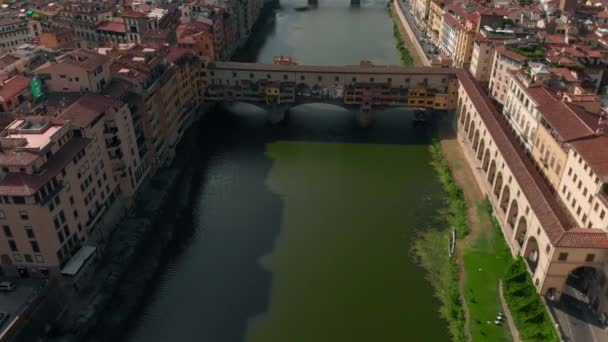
[388,7,413,66]
[412,135,522,342]
[390,0,429,66]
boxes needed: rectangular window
[586,253,595,262]
[19,211,29,220]
[8,240,17,252]
[2,225,12,238]
[30,241,40,253]
[25,226,34,239]
[0,210,5,219]
[558,252,568,261]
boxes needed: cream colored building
[559,137,608,229]
[458,70,608,320]
[488,43,526,105]
[0,94,146,278]
[34,49,112,93]
[469,37,495,84]
[503,70,544,151]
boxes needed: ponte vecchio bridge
[205,61,459,126]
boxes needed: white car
[0,281,15,292]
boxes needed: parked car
[0,281,15,292]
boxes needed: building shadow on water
[110,103,450,342]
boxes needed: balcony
[39,181,64,205]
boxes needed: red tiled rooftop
[59,93,124,128]
[0,76,31,103]
[122,10,147,17]
[0,137,90,196]
[495,43,527,63]
[96,21,126,33]
[525,86,600,141]
[570,135,608,180]
[555,228,608,249]
[544,34,567,45]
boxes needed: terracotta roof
[548,68,579,83]
[570,135,608,180]
[0,149,38,167]
[49,49,110,72]
[96,21,126,33]
[122,10,147,18]
[443,12,463,28]
[59,93,124,128]
[544,34,567,45]
[494,43,527,63]
[458,70,575,243]
[525,86,600,141]
[555,228,608,249]
[0,137,90,196]
[0,75,30,103]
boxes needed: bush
[412,229,467,342]
[388,8,414,66]
[429,140,469,237]
[503,258,559,342]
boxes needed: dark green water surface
[120,0,450,341]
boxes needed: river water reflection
[120,1,450,341]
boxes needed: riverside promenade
[392,0,430,66]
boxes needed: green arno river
[119,0,451,341]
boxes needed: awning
[61,245,97,277]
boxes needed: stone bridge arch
[487,159,497,184]
[513,216,528,248]
[482,149,491,172]
[463,112,471,134]
[477,139,485,161]
[493,172,503,198]
[468,122,476,140]
[506,199,519,229]
[523,235,540,274]
[499,185,511,213]
[472,130,480,151]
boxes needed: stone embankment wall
[392,0,431,66]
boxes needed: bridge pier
[357,106,373,127]
[267,103,290,124]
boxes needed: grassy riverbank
[388,7,414,66]
[412,140,468,342]
[415,140,516,342]
[463,202,512,341]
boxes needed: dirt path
[440,138,483,342]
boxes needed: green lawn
[463,202,513,342]
[246,141,448,342]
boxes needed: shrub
[503,258,559,342]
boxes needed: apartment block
[0,18,31,49]
[34,49,112,93]
[488,43,526,105]
[110,45,204,169]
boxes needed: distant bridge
[205,61,459,126]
